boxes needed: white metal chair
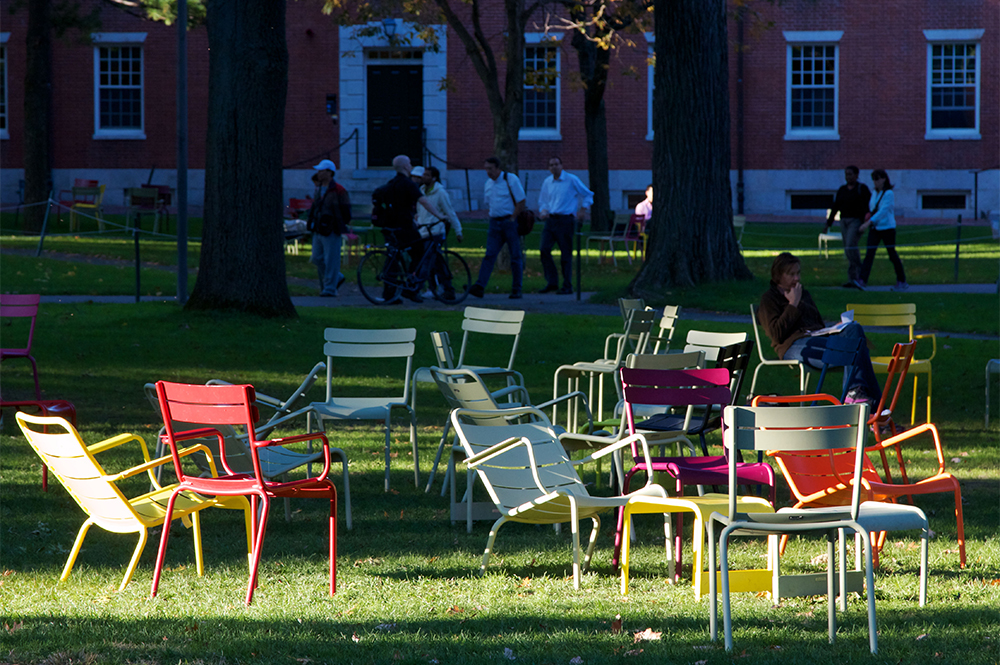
[450,405,668,589]
[307,328,418,492]
[708,403,929,655]
[819,209,843,259]
[748,304,815,397]
[649,305,682,354]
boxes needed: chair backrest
[143,382,253,475]
[127,187,159,209]
[722,403,869,520]
[16,412,142,531]
[457,307,525,370]
[70,186,103,205]
[683,329,749,363]
[156,381,264,481]
[625,350,705,370]
[610,308,657,362]
[429,366,530,426]
[749,303,774,362]
[714,339,753,404]
[625,214,645,239]
[870,341,916,437]
[846,303,917,341]
[752,394,883,507]
[648,305,681,354]
[620,367,731,442]
[617,297,646,324]
[429,331,457,369]
[74,178,99,188]
[813,335,865,401]
[323,327,417,402]
[289,198,313,214]
[0,293,40,354]
[450,406,589,513]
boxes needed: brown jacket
[758,283,825,359]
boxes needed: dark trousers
[840,217,863,282]
[475,215,523,293]
[784,322,881,400]
[539,213,575,288]
[860,227,906,284]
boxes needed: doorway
[367,62,423,167]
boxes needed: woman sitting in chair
[758,252,882,407]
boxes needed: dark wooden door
[367,64,423,167]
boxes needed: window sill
[518,129,561,141]
[784,131,840,141]
[93,130,146,140]
[0,130,8,140]
[646,131,654,141]
[925,131,981,141]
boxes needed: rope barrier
[0,200,50,212]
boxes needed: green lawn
[1,301,997,664]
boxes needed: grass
[0,301,998,664]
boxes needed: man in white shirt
[537,156,593,294]
[469,156,526,300]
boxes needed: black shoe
[441,291,457,302]
[557,286,573,295]
[509,291,523,300]
[842,281,856,288]
[402,290,424,303]
[337,274,346,290]
[469,284,485,298]
[538,284,558,294]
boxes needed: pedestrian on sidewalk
[469,156,525,300]
[825,165,871,290]
[537,156,592,295]
[860,169,908,291]
[307,160,351,297]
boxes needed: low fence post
[954,214,962,282]
[134,229,142,303]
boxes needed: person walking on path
[307,160,351,297]
[825,165,871,290]
[758,252,882,407]
[537,156,593,295]
[412,165,462,300]
[859,169,908,292]
[469,156,526,300]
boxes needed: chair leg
[150,488,183,597]
[826,531,836,645]
[582,515,600,573]
[611,468,639,570]
[119,527,150,592]
[858,528,878,654]
[720,524,735,651]
[620,505,633,595]
[245,492,271,605]
[61,518,95,583]
[328,487,337,596]
[481,516,507,576]
[570,498,581,589]
[426,421,452,493]
[329,447,353,530]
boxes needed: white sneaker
[421,290,434,299]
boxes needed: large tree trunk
[571,16,612,232]
[186,0,295,317]
[23,0,52,234]
[632,0,752,296]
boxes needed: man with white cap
[307,159,351,297]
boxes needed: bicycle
[357,229,471,305]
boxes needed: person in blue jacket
[859,169,908,291]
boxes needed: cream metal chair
[648,305,682,354]
[307,328,418,492]
[16,411,253,592]
[818,210,842,258]
[708,403,929,655]
[553,308,656,422]
[732,214,747,251]
[748,304,815,397]
[450,405,669,589]
[847,302,935,423]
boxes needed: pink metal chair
[150,381,337,605]
[1,294,42,399]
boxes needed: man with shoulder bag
[469,156,526,300]
[308,159,351,297]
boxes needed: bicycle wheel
[357,249,404,305]
[427,249,471,304]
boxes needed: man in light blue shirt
[470,156,526,299]
[537,156,593,294]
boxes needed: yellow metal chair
[67,185,106,231]
[16,412,252,592]
[847,302,934,423]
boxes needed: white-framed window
[924,29,983,140]
[520,33,561,140]
[92,32,146,139]
[783,31,842,141]
[0,32,9,140]
[645,32,654,141]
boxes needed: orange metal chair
[754,391,965,566]
[150,381,337,605]
[1,293,42,399]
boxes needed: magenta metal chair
[1,294,42,399]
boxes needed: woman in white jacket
[414,166,463,242]
[859,169,907,291]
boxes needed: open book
[809,309,854,336]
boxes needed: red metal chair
[1,294,42,399]
[150,381,337,605]
[612,367,776,574]
[288,197,313,218]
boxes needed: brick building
[1,0,996,219]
